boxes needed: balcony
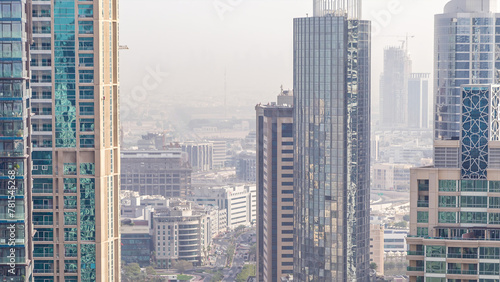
[33,204,53,210]
[32,188,53,194]
[33,268,53,273]
[33,220,53,226]
[33,236,53,241]
[407,266,424,272]
[447,269,461,274]
[417,201,429,207]
[33,252,53,258]
[407,251,424,256]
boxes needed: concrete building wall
[121,150,192,198]
[256,105,294,282]
[370,224,385,276]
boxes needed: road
[221,229,255,282]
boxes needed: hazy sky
[119,0,450,114]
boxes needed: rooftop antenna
[224,68,227,118]
[313,0,361,18]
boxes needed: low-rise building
[236,152,256,182]
[373,163,413,191]
[210,140,227,169]
[182,142,213,171]
[384,229,408,255]
[121,220,153,267]
[190,185,256,229]
[152,200,213,268]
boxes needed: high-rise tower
[293,0,371,280]
[30,0,120,280]
[434,0,499,140]
[407,1,500,281]
[256,94,294,282]
[379,46,411,129]
[0,0,33,280]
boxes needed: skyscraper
[379,46,411,129]
[293,0,371,280]
[408,73,431,129]
[407,1,500,281]
[256,97,294,282]
[0,0,33,280]
[434,0,499,140]
[31,0,120,280]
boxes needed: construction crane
[380,34,415,54]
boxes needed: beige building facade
[370,224,384,276]
[31,0,120,280]
[256,104,294,281]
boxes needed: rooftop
[444,0,497,13]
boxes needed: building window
[417,211,428,223]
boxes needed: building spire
[313,0,362,18]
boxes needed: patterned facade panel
[461,86,490,179]
[490,86,500,140]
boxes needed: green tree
[123,263,146,282]
[370,262,378,271]
[172,260,193,274]
[236,264,256,282]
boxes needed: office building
[181,142,213,172]
[121,150,192,198]
[293,0,371,280]
[256,102,294,281]
[210,140,227,169]
[120,220,152,267]
[373,163,413,191]
[384,229,408,254]
[379,46,411,129]
[408,73,430,129]
[190,185,255,229]
[0,0,33,280]
[434,0,499,140]
[236,151,256,182]
[152,199,212,268]
[30,0,121,280]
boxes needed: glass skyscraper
[0,0,33,280]
[30,0,120,280]
[434,0,500,140]
[293,0,371,280]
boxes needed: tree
[123,263,146,282]
[172,260,193,274]
[146,266,156,276]
[370,262,378,271]
[403,214,410,221]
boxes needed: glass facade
[0,0,32,280]
[434,13,500,140]
[293,15,371,281]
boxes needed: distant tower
[293,0,371,280]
